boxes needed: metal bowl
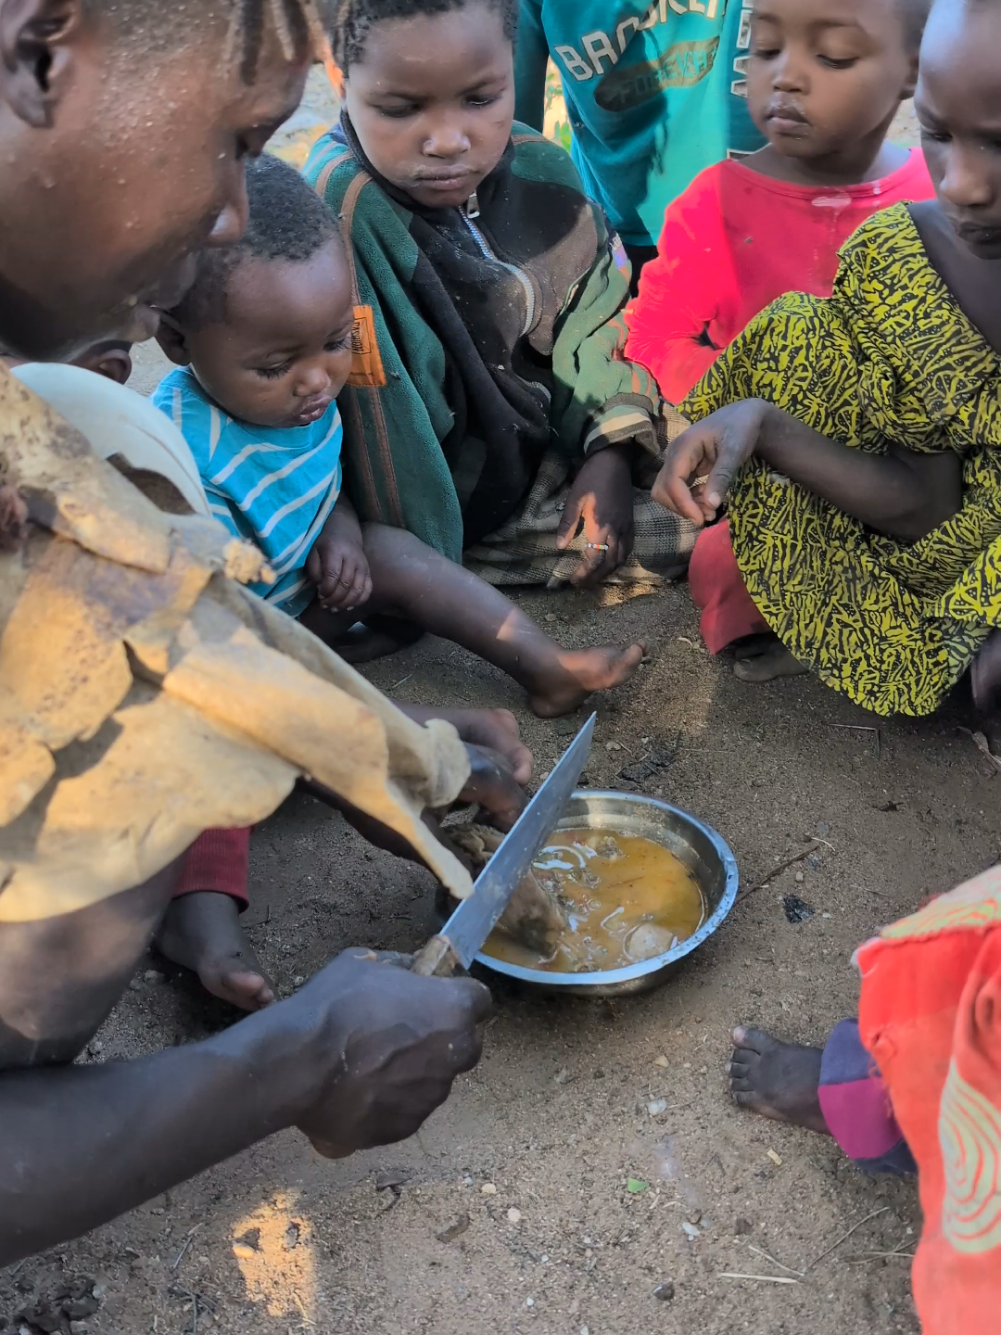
[475,790,739,997]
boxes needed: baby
[154,154,644,718]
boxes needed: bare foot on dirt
[528,643,646,718]
[155,892,275,1012]
[729,1026,829,1134]
[733,632,808,684]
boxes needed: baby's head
[158,155,353,430]
[336,0,518,210]
[747,0,930,165]
[917,0,1001,258]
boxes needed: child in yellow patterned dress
[652,0,1001,730]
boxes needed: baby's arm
[306,499,373,611]
[654,399,962,541]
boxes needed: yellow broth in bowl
[483,828,705,974]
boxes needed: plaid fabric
[465,407,694,587]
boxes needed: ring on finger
[584,541,610,552]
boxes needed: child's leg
[359,524,645,718]
[689,521,806,682]
[154,829,275,1013]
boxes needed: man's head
[338,0,518,210]
[746,0,929,166]
[916,0,1001,258]
[0,0,328,362]
[157,154,354,430]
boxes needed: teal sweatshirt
[515,0,764,248]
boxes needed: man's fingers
[451,976,493,1033]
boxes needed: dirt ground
[2,86,965,1335]
[6,576,998,1335]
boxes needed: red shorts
[174,828,250,909]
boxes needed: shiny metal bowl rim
[474,789,739,990]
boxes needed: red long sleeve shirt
[625,149,935,406]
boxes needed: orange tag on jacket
[348,305,387,388]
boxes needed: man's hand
[556,444,635,586]
[306,507,373,612]
[398,705,533,786]
[652,400,770,527]
[293,949,491,1157]
[458,743,528,831]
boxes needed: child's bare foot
[528,643,645,718]
[732,632,808,684]
[729,1026,829,1133]
[155,892,275,1012]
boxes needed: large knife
[412,712,596,977]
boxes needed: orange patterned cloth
[858,867,1001,1334]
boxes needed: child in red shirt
[625,0,935,408]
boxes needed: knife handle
[411,935,462,977]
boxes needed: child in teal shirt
[514,0,765,269]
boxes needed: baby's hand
[306,512,373,612]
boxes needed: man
[0,0,527,1266]
[514,0,764,283]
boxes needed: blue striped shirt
[152,367,342,617]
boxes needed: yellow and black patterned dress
[681,203,1001,717]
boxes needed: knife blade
[412,712,596,977]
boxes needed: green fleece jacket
[304,119,663,563]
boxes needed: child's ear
[155,313,193,367]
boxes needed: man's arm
[0,884,489,1265]
[513,0,550,132]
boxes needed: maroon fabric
[688,519,768,653]
[174,828,250,909]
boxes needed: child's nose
[295,364,331,396]
[772,55,808,94]
[424,117,471,159]
[939,144,995,209]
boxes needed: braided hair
[331,0,518,71]
[95,0,333,82]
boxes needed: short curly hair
[331,0,518,71]
[169,154,343,329]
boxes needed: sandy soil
[2,87,957,1335]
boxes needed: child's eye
[750,45,781,60]
[325,333,352,353]
[467,94,499,108]
[919,125,951,144]
[817,55,858,70]
[378,103,418,120]
[255,361,292,380]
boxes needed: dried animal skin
[450,824,568,954]
[0,367,473,922]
